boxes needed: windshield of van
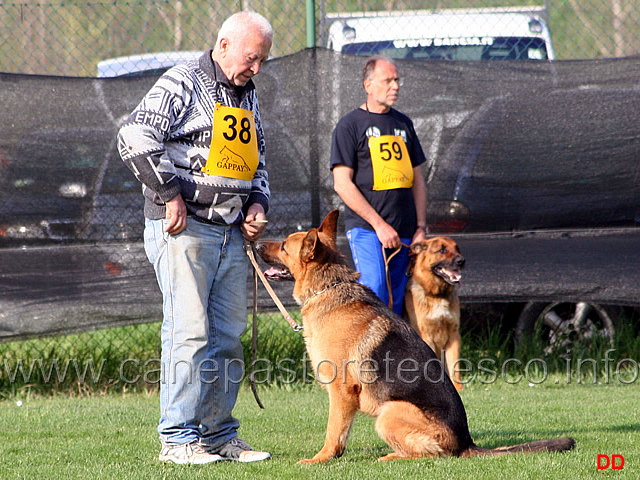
[342,37,549,60]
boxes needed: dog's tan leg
[375,401,446,461]
[429,341,442,365]
[445,330,463,391]
[298,383,359,464]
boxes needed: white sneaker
[159,442,223,464]
[214,438,271,463]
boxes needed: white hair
[216,11,273,44]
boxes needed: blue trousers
[346,227,411,316]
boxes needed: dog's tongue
[264,267,282,278]
[441,268,462,284]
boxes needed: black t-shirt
[330,107,426,237]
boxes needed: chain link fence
[1,0,640,77]
[2,0,640,394]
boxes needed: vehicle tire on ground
[514,301,617,356]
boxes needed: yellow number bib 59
[201,103,259,181]
[368,135,414,190]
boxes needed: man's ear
[363,78,373,95]
[218,37,230,56]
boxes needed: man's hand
[241,204,267,241]
[375,222,401,249]
[411,226,427,245]
[164,194,187,234]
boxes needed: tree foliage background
[1,0,639,76]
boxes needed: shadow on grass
[472,422,640,448]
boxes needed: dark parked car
[426,89,640,234]
[422,88,640,353]
[0,126,154,341]
[0,127,143,246]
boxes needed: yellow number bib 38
[368,135,414,191]
[201,103,258,181]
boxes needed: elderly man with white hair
[118,11,273,464]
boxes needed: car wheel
[514,301,616,356]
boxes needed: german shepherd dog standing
[404,237,465,391]
[258,210,575,463]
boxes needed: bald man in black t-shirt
[330,55,428,315]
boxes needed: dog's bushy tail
[460,437,575,457]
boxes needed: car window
[7,128,138,197]
[99,154,140,194]
[342,37,549,60]
[10,131,109,194]
[470,90,640,193]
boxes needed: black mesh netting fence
[1,49,640,344]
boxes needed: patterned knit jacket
[117,50,269,225]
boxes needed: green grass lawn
[1,380,638,479]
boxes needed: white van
[325,7,554,60]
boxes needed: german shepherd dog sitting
[258,210,575,463]
[404,237,465,391]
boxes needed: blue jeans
[346,227,410,316]
[144,218,248,448]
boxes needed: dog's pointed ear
[301,228,319,262]
[318,209,339,241]
[406,242,422,276]
[409,241,425,257]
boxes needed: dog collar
[303,281,349,306]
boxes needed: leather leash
[245,241,303,332]
[248,261,264,409]
[382,242,411,310]
[244,241,303,409]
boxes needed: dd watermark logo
[597,454,624,470]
